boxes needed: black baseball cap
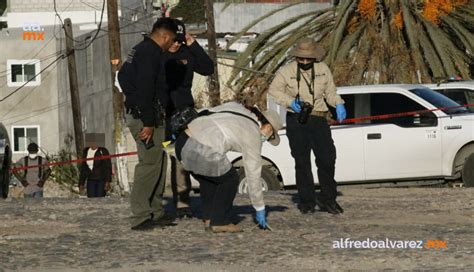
[174,19,186,44]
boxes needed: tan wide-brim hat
[261,109,284,146]
[289,37,326,61]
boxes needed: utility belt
[287,110,330,118]
[287,110,333,121]
[125,104,165,127]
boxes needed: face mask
[298,62,313,71]
[260,135,270,143]
[29,154,38,159]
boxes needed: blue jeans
[24,191,44,198]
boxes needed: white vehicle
[424,80,474,113]
[232,84,474,193]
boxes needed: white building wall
[0,27,60,162]
[214,2,332,33]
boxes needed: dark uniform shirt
[118,37,165,127]
[162,41,214,116]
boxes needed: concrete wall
[214,2,332,33]
[0,27,60,162]
[56,30,116,155]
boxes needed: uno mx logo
[424,240,447,250]
[23,23,45,41]
[420,239,448,256]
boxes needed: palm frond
[228,0,473,95]
[225,4,297,49]
[401,0,429,82]
[327,1,358,65]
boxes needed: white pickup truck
[233,84,474,193]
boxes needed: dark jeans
[286,112,337,205]
[193,169,239,226]
[87,179,106,198]
[175,132,239,226]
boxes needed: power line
[1,60,61,120]
[53,0,106,51]
[0,51,65,90]
[1,6,156,87]
[0,1,72,77]
[0,54,66,103]
[3,86,111,126]
[74,0,106,51]
[0,51,64,77]
[53,0,82,43]
[80,0,153,32]
[99,28,148,35]
[1,0,147,76]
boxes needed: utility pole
[64,18,84,159]
[204,0,221,107]
[106,0,130,192]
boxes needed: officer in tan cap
[268,37,346,215]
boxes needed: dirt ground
[0,186,473,271]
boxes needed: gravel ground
[0,187,473,271]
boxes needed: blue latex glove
[336,103,346,122]
[255,209,267,228]
[291,98,302,113]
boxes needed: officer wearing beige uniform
[268,37,346,214]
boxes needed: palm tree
[226,0,474,95]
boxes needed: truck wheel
[453,145,474,187]
[237,165,281,194]
[461,153,474,187]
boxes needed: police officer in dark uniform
[163,19,214,218]
[118,18,177,231]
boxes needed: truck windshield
[410,88,470,115]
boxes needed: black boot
[325,200,344,214]
[297,203,316,214]
[315,196,344,214]
[176,207,193,219]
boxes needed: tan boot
[210,224,243,233]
